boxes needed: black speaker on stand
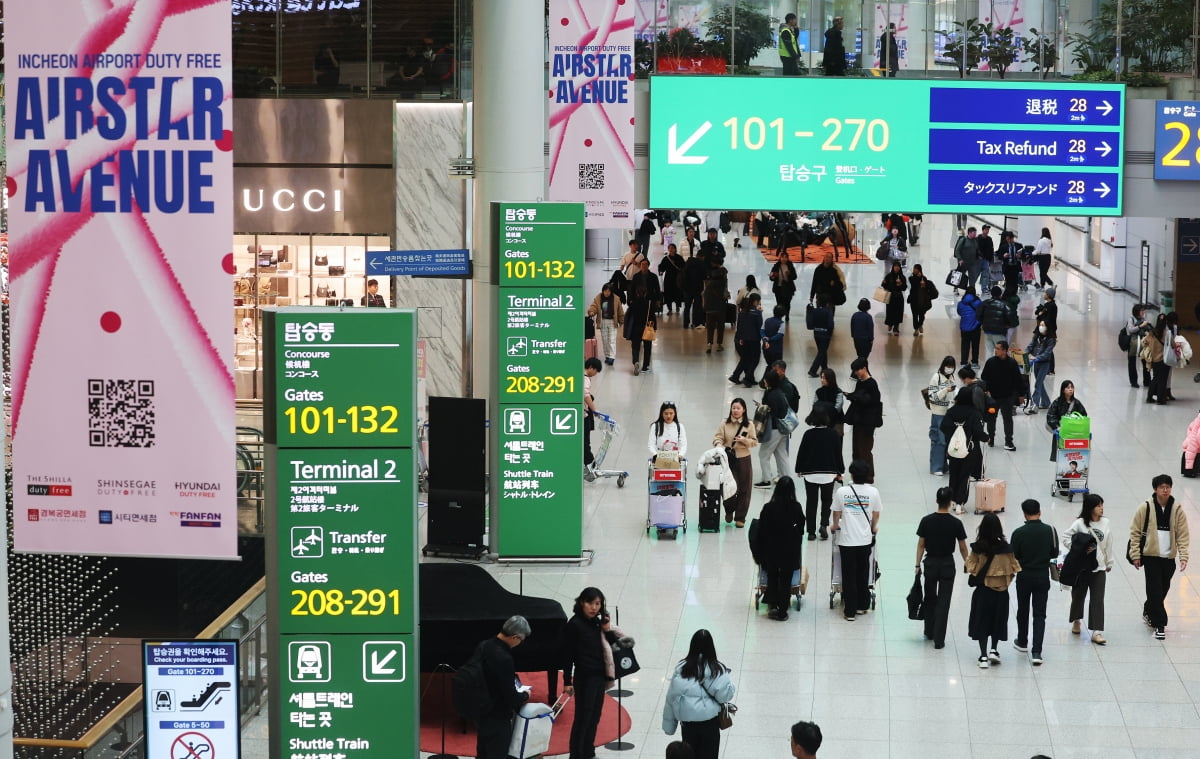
[423,397,488,558]
[427,664,459,759]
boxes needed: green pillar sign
[492,203,585,558]
[263,308,418,759]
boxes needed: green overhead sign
[264,308,418,759]
[492,203,585,558]
[649,76,1125,216]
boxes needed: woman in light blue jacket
[662,629,735,759]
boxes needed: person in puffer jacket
[662,629,736,759]
[957,286,983,367]
[1183,410,1200,476]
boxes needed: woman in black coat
[844,358,882,482]
[881,261,907,336]
[769,256,798,321]
[750,477,805,620]
[940,387,989,515]
[794,406,845,541]
[906,263,938,336]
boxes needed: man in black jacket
[475,616,532,759]
[980,286,1017,355]
[980,341,1025,451]
[809,253,846,314]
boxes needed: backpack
[1117,327,1131,352]
[452,642,494,721]
[947,422,970,459]
[981,300,1009,334]
[753,402,773,441]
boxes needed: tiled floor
[256,213,1200,759]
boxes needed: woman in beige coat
[712,398,758,527]
[966,513,1021,668]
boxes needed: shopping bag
[907,573,924,620]
[945,267,968,288]
[1058,413,1090,443]
[872,286,890,303]
[611,642,641,677]
[509,697,567,759]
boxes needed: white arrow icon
[668,122,712,165]
[368,259,381,271]
[1093,182,1111,198]
[1095,100,1113,116]
[554,413,573,432]
[1094,141,1112,157]
[370,649,397,676]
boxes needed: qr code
[578,163,605,190]
[88,379,156,448]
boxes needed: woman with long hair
[562,587,630,759]
[648,401,688,460]
[1062,494,1113,644]
[661,629,735,759]
[966,514,1021,668]
[1033,226,1055,289]
[795,406,844,541]
[1045,380,1088,460]
[906,263,938,336]
[751,477,806,619]
[712,398,758,527]
[813,367,845,439]
[940,387,988,514]
[586,282,624,366]
[1142,313,1169,404]
[729,293,764,388]
[880,260,907,336]
[926,355,958,475]
[769,255,798,321]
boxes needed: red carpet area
[419,672,632,757]
[759,240,873,265]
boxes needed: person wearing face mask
[927,356,959,476]
[1026,320,1057,411]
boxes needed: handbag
[778,407,800,436]
[967,552,995,587]
[328,265,345,276]
[314,254,329,266]
[611,642,640,678]
[1126,500,1151,565]
[945,267,968,288]
[875,241,889,260]
[699,680,736,731]
[1048,527,1062,583]
[641,304,656,341]
[919,387,932,410]
[872,285,890,303]
[907,572,924,620]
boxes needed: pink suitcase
[974,478,1007,513]
[585,337,599,360]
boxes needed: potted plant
[701,1,780,73]
[1023,28,1059,79]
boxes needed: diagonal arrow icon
[1094,140,1112,157]
[668,122,712,165]
[1093,182,1111,198]
[1095,100,1113,116]
[370,649,397,675]
[554,412,574,431]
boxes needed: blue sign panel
[929,169,1119,210]
[929,87,1122,126]
[143,641,240,759]
[1179,218,1200,263]
[366,249,470,277]
[929,129,1120,167]
[1154,101,1200,181]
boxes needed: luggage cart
[829,531,878,610]
[585,412,628,487]
[752,565,804,611]
[1051,431,1091,502]
[647,459,687,539]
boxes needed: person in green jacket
[779,14,802,75]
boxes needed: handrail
[13,577,268,750]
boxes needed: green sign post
[263,308,418,759]
[650,77,1125,216]
[492,203,585,558]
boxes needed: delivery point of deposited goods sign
[649,77,1125,216]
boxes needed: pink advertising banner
[6,0,237,558]
[548,0,636,229]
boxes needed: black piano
[419,563,568,697]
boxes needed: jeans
[1015,573,1050,655]
[986,397,1015,446]
[568,674,606,759]
[960,327,981,364]
[979,262,991,292]
[803,479,834,534]
[839,543,872,617]
[966,261,982,290]
[985,332,1006,355]
[922,555,957,646]
[1070,569,1106,631]
[928,414,947,472]
[1032,360,1052,407]
[680,716,721,759]
[758,430,789,481]
[1142,555,1177,628]
[809,335,831,375]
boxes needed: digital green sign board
[649,77,1125,216]
[491,203,585,558]
[264,308,418,759]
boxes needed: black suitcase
[698,487,722,532]
[725,302,737,326]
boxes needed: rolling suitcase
[974,478,1007,513]
[725,302,737,326]
[698,487,722,532]
[584,338,599,360]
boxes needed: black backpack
[452,642,494,721]
[981,300,1010,334]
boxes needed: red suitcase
[584,337,599,360]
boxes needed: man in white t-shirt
[831,459,881,620]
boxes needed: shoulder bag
[699,677,737,730]
[641,304,656,341]
[1126,500,1151,565]
[778,407,801,436]
[967,552,995,587]
[1048,526,1062,583]
[611,641,640,678]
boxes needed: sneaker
[844,614,856,622]
[819,526,829,540]
[988,649,1001,664]
[1024,406,1038,415]
[1155,627,1166,640]
[808,531,817,541]
[933,471,945,477]
[728,376,740,384]
[754,481,772,488]
[706,344,712,354]
[1031,655,1043,666]
[604,357,614,365]
[1004,442,1017,451]
[633,363,640,376]
[1013,641,1028,652]
[1143,614,1154,627]
[642,366,652,374]
[977,656,989,669]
